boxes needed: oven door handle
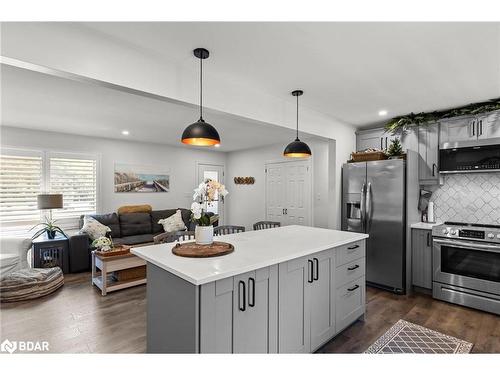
[433,238,500,253]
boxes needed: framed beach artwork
[114,163,170,193]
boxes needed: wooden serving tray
[95,245,131,258]
[172,241,234,258]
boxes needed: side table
[32,234,69,273]
[91,251,147,296]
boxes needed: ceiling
[79,22,500,127]
[1,64,320,152]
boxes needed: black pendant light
[284,90,311,158]
[181,48,220,147]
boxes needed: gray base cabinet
[146,239,367,353]
[411,229,433,289]
[278,241,366,353]
[200,265,278,353]
[335,242,366,333]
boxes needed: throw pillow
[80,216,112,240]
[158,209,187,233]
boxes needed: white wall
[1,126,227,213]
[1,23,357,229]
[225,138,332,231]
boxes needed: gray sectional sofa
[68,208,217,273]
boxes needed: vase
[46,229,56,239]
[195,225,213,245]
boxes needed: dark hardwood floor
[1,274,499,353]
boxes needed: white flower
[191,202,202,214]
[193,211,201,219]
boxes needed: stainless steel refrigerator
[342,159,406,294]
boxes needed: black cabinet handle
[238,280,246,311]
[248,277,255,307]
[347,284,360,292]
[313,258,319,281]
[380,137,383,149]
[427,232,431,247]
[385,137,388,149]
[347,264,360,271]
[307,259,313,283]
[432,163,437,177]
[347,244,359,250]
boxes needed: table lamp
[37,193,63,221]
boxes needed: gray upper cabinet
[356,127,398,152]
[439,116,474,144]
[200,265,278,353]
[418,123,440,185]
[411,229,432,289]
[481,111,500,139]
[356,128,385,151]
[278,249,336,353]
[440,111,500,145]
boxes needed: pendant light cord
[199,57,203,121]
[296,94,299,141]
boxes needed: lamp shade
[37,194,63,209]
[283,139,312,158]
[181,118,221,146]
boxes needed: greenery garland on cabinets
[384,97,500,134]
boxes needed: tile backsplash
[430,173,500,224]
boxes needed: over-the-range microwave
[439,144,500,173]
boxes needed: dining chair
[214,225,245,236]
[153,230,195,244]
[253,221,281,231]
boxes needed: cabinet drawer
[336,241,365,266]
[336,276,365,333]
[335,257,365,288]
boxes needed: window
[0,148,99,230]
[49,155,98,219]
[0,152,43,224]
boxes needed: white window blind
[0,153,43,224]
[49,156,97,219]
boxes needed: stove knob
[488,233,495,239]
[450,229,458,235]
[442,229,449,235]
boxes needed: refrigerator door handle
[366,182,372,231]
[360,183,366,232]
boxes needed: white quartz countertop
[131,225,368,285]
[410,222,442,230]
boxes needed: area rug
[364,319,473,354]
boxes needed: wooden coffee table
[91,250,146,296]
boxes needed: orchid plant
[191,179,228,226]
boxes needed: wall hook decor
[234,177,255,185]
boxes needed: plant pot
[195,225,213,245]
[46,229,56,239]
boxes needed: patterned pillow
[158,210,187,233]
[80,216,111,240]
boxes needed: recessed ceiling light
[214,144,220,148]
[121,130,130,136]
[378,110,388,116]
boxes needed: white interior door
[266,160,311,226]
[265,163,286,224]
[197,163,225,224]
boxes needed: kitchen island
[132,225,368,353]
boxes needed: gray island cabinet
[132,225,368,353]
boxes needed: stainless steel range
[432,222,500,315]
